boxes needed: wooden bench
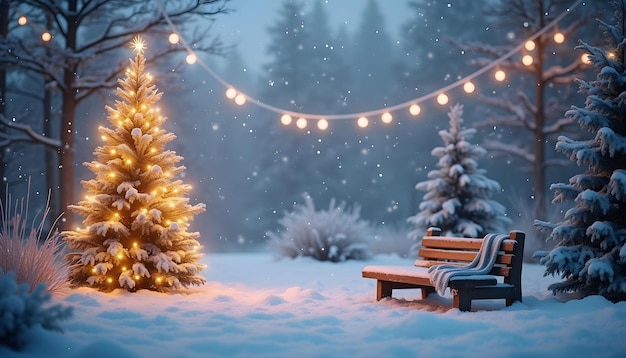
[362,228,525,311]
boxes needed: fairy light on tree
[63,37,207,292]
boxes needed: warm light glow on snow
[524,40,536,51]
[18,16,27,26]
[168,33,180,44]
[436,93,449,105]
[409,104,421,116]
[522,55,534,66]
[296,117,308,129]
[463,82,475,93]
[317,119,329,130]
[280,114,293,126]
[494,70,506,82]
[553,32,565,44]
[381,112,393,124]
[357,117,369,128]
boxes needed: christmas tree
[534,3,626,299]
[63,37,207,292]
[408,104,510,239]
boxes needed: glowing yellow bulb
[168,33,180,44]
[41,31,52,42]
[280,114,293,126]
[463,82,475,94]
[553,32,565,44]
[380,112,392,124]
[141,104,146,110]
[317,119,329,131]
[186,53,197,64]
[117,254,123,259]
[494,70,506,82]
[409,104,421,116]
[131,108,137,114]
[133,242,138,247]
[114,212,120,218]
[110,148,116,154]
[107,278,113,283]
[126,159,132,165]
[436,93,449,105]
[156,277,163,284]
[101,135,106,140]
[524,40,536,51]
[234,94,246,106]
[134,275,140,280]
[225,88,237,99]
[169,203,175,208]
[92,267,97,273]
[122,266,127,271]
[109,172,116,178]
[18,16,27,26]
[357,117,369,128]
[607,51,616,59]
[522,54,534,66]
[296,117,308,129]
[581,53,591,64]
[150,148,156,153]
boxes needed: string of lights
[15,0,587,130]
[155,0,586,130]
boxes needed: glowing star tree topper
[63,37,207,292]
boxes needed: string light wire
[158,0,584,121]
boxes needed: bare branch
[483,140,535,163]
[0,115,61,149]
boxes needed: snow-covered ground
[3,253,625,358]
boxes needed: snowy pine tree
[408,104,511,239]
[534,3,626,298]
[63,38,206,292]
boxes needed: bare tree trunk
[0,0,8,199]
[532,0,547,221]
[59,0,77,229]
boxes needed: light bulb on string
[436,93,449,105]
[409,104,421,116]
[168,33,180,44]
[381,112,393,124]
[522,55,534,66]
[357,117,369,128]
[553,32,565,44]
[186,53,197,64]
[524,40,536,51]
[41,31,52,42]
[317,119,329,130]
[463,82,475,94]
[494,70,506,82]
[296,117,308,129]
[280,114,292,126]
[18,16,27,26]
[580,53,591,64]
[234,94,246,106]
[225,88,237,99]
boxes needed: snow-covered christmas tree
[534,3,626,299]
[408,104,510,239]
[63,37,207,292]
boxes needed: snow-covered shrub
[0,192,69,295]
[0,269,73,350]
[369,223,415,258]
[268,194,372,262]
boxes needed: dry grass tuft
[0,187,69,295]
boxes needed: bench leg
[376,280,393,301]
[421,286,435,299]
[453,290,472,312]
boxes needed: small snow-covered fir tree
[534,3,626,298]
[63,37,206,292]
[408,104,510,239]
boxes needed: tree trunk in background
[0,0,8,199]
[534,0,547,221]
[59,0,77,229]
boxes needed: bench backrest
[417,227,525,286]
